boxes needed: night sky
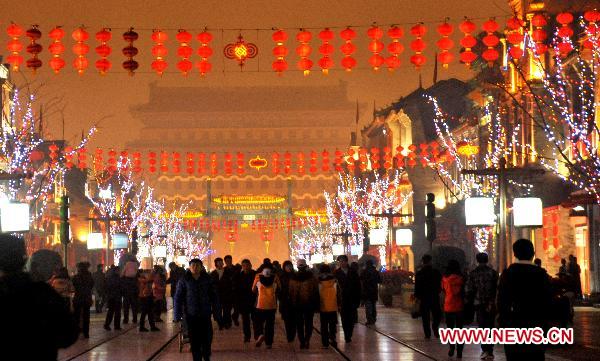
[4,0,511,149]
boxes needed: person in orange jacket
[252,267,278,349]
[318,264,342,348]
[138,270,159,332]
[442,260,465,359]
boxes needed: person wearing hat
[73,261,95,338]
[289,259,319,349]
[0,235,78,359]
[252,266,278,349]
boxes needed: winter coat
[289,269,319,312]
[414,265,442,305]
[138,273,153,298]
[0,272,78,360]
[360,265,382,301]
[174,270,221,321]
[318,274,342,312]
[278,270,295,314]
[466,264,498,307]
[442,274,465,313]
[105,269,122,300]
[167,266,185,297]
[72,271,95,305]
[92,271,106,293]
[234,270,257,313]
[210,268,234,305]
[333,267,361,309]
[497,262,552,329]
[253,274,278,310]
[152,273,167,299]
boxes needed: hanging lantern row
[5,12,598,75]
[181,216,317,231]
[61,143,454,176]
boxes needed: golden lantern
[456,141,479,157]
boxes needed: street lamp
[0,201,30,233]
[465,197,496,226]
[513,197,543,227]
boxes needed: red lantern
[272,152,280,175]
[63,146,73,169]
[198,152,206,175]
[530,13,547,56]
[459,18,477,67]
[6,23,24,71]
[419,143,429,167]
[236,152,245,175]
[296,30,313,76]
[334,150,343,172]
[210,153,217,176]
[197,30,213,76]
[272,29,288,75]
[48,27,65,74]
[383,146,392,170]
[555,12,573,58]
[224,152,233,176]
[481,19,499,66]
[340,27,357,72]
[176,30,193,76]
[95,28,112,74]
[173,152,181,174]
[151,29,168,75]
[318,28,334,74]
[370,147,380,170]
[72,27,89,75]
[410,23,426,69]
[93,149,103,172]
[119,151,129,172]
[122,28,139,75]
[309,151,318,173]
[77,148,87,170]
[133,152,142,173]
[297,152,305,174]
[395,146,405,168]
[146,152,156,173]
[407,144,417,167]
[367,25,385,71]
[358,147,368,172]
[321,150,330,172]
[48,144,59,164]
[386,26,403,71]
[185,152,194,175]
[583,10,600,50]
[436,21,453,68]
[107,149,117,173]
[284,152,292,175]
[160,151,169,173]
[505,17,524,60]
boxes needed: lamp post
[332,229,353,256]
[368,208,412,269]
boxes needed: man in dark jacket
[93,264,106,313]
[334,255,361,343]
[360,259,382,325]
[104,265,123,330]
[278,260,296,343]
[73,262,95,338]
[210,257,234,329]
[175,259,222,361]
[289,259,319,349]
[233,259,256,342]
[167,261,185,301]
[414,254,442,338]
[497,239,552,361]
[466,252,498,359]
[0,235,78,360]
[224,255,240,326]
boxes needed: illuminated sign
[112,233,128,249]
[331,244,344,255]
[87,233,104,250]
[369,228,387,246]
[153,245,167,258]
[0,202,30,233]
[513,197,543,227]
[395,229,413,246]
[465,197,496,226]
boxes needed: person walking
[210,257,234,329]
[234,259,256,342]
[104,265,123,331]
[72,262,95,339]
[497,239,552,361]
[93,264,106,313]
[152,265,167,322]
[558,258,568,276]
[0,235,78,360]
[138,269,160,332]
[224,255,240,326]
[568,255,582,299]
[360,260,382,325]
[278,260,296,343]
[466,252,498,360]
[289,259,319,349]
[253,267,279,349]
[167,262,185,302]
[333,255,361,343]
[175,258,222,361]
[318,264,342,348]
[414,254,442,338]
[442,260,465,358]
[121,257,140,324]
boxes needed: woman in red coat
[442,260,465,358]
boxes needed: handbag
[410,295,421,319]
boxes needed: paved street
[56,302,597,361]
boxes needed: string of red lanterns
[196,30,213,76]
[6,23,24,71]
[122,28,139,75]
[459,18,478,67]
[151,29,168,75]
[272,29,288,75]
[409,22,426,69]
[72,27,89,75]
[176,29,193,76]
[367,24,385,71]
[317,28,334,74]
[436,20,454,68]
[340,27,357,72]
[296,29,313,76]
[95,28,112,74]
[386,25,403,71]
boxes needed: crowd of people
[174,255,381,361]
[0,233,582,361]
